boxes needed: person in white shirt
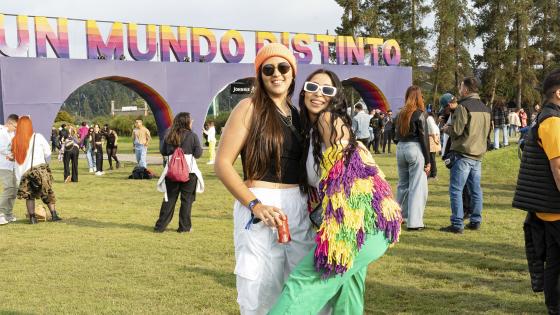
[203,121,217,164]
[426,110,441,179]
[352,103,372,146]
[0,114,19,225]
[11,116,62,224]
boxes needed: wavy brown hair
[397,85,425,136]
[243,64,295,181]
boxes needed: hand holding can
[277,215,291,244]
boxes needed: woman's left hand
[424,163,431,176]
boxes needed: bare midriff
[245,180,299,189]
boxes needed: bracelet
[247,198,261,213]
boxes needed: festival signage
[0,13,401,66]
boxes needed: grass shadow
[63,217,153,232]
[181,266,236,289]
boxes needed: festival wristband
[247,198,261,213]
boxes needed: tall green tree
[430,0,474,107]
[474,0,513,105]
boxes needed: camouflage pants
[17,164,56,205]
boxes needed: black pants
[373,131,382,153]
[63,146,79,182]
[429,152,438,178]
[383,129,393,153]
[95,145,103,172]
[155,174,198,231]
[544,220,560,314]
[106,146,119,168]
[357,138,369,148]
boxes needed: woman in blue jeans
[393,85,430,230]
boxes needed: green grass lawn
[0,143,545,314]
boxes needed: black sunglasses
[303,81,337,97]
[261,62,291,76]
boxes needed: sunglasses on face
[261,62,291,76]
[303,81,337,97]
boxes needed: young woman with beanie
[269,69,401,314]
[11,116,62,224]
[215,43,315,314]
[394,86,430,230]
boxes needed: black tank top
[242,105,303,184]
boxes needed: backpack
[128,166,156,180]
[166,147,189,182]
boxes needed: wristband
[247,198,261,213]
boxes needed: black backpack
[128,166,155,180]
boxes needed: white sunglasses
[303,81,337,97]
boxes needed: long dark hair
[165,112,192,146]
[243,63,295,181]
[299,69,356,173]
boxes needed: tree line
[334,0,560,110]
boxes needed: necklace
[277,107,292,127]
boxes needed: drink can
[277,216,291,243]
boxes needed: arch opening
[342,77,391,113]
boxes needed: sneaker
[206,161,214,165]
[440,225,464,234]
[177,228,192,233]
[5,215,16,223]
[116,161,121,169]
[65,175,71,183]
[109,166,114,170]
[89,168,94,173]
[466,222,481,230]
[0,216,8,225]
[95,171,104,176]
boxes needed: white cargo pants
[233,187,315,315]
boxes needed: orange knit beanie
[254,43,297,76]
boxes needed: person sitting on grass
[11,116,62,224]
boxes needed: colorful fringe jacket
[314,144,402,277]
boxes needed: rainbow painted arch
[344,77,391,113]
[101,76,173,134]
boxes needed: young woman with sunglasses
[269,69,401,314]
[215,44,315,314]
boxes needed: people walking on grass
[427,110,441,179]
[440,77,491,234]
[203,121,216,164]
[509,108,521,137]
[83,127,96,173]
[0,114,19,225]
[519,108,528,128]
[11,116,62,224]
[93,124,104,175]
[513,68,560,314]
[154,112,204,233]
[394,85,430,231]
[383,109,394,154]
[352,103,371,147]
[491,98,509,149]
[214,43,315,315]
[50,127,60,152]
[268,69,401,315]
[104,124,120,170]
[62,126,80,183]
[132,118,151,168]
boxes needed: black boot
[29,214,38,224]
[50,210,62,221]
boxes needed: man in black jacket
[514,69,560,314]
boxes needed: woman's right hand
[252,203,285,228]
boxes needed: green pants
[269,231,390,315]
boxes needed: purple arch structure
[0,58,411,137]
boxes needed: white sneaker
[95,171,104,176]
[206,161,214,165]
[0,216,8,225]
[6,215,16,222]
[89,168,94,173]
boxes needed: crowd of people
[1,41,558,314]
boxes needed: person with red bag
[154,112,203,233]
